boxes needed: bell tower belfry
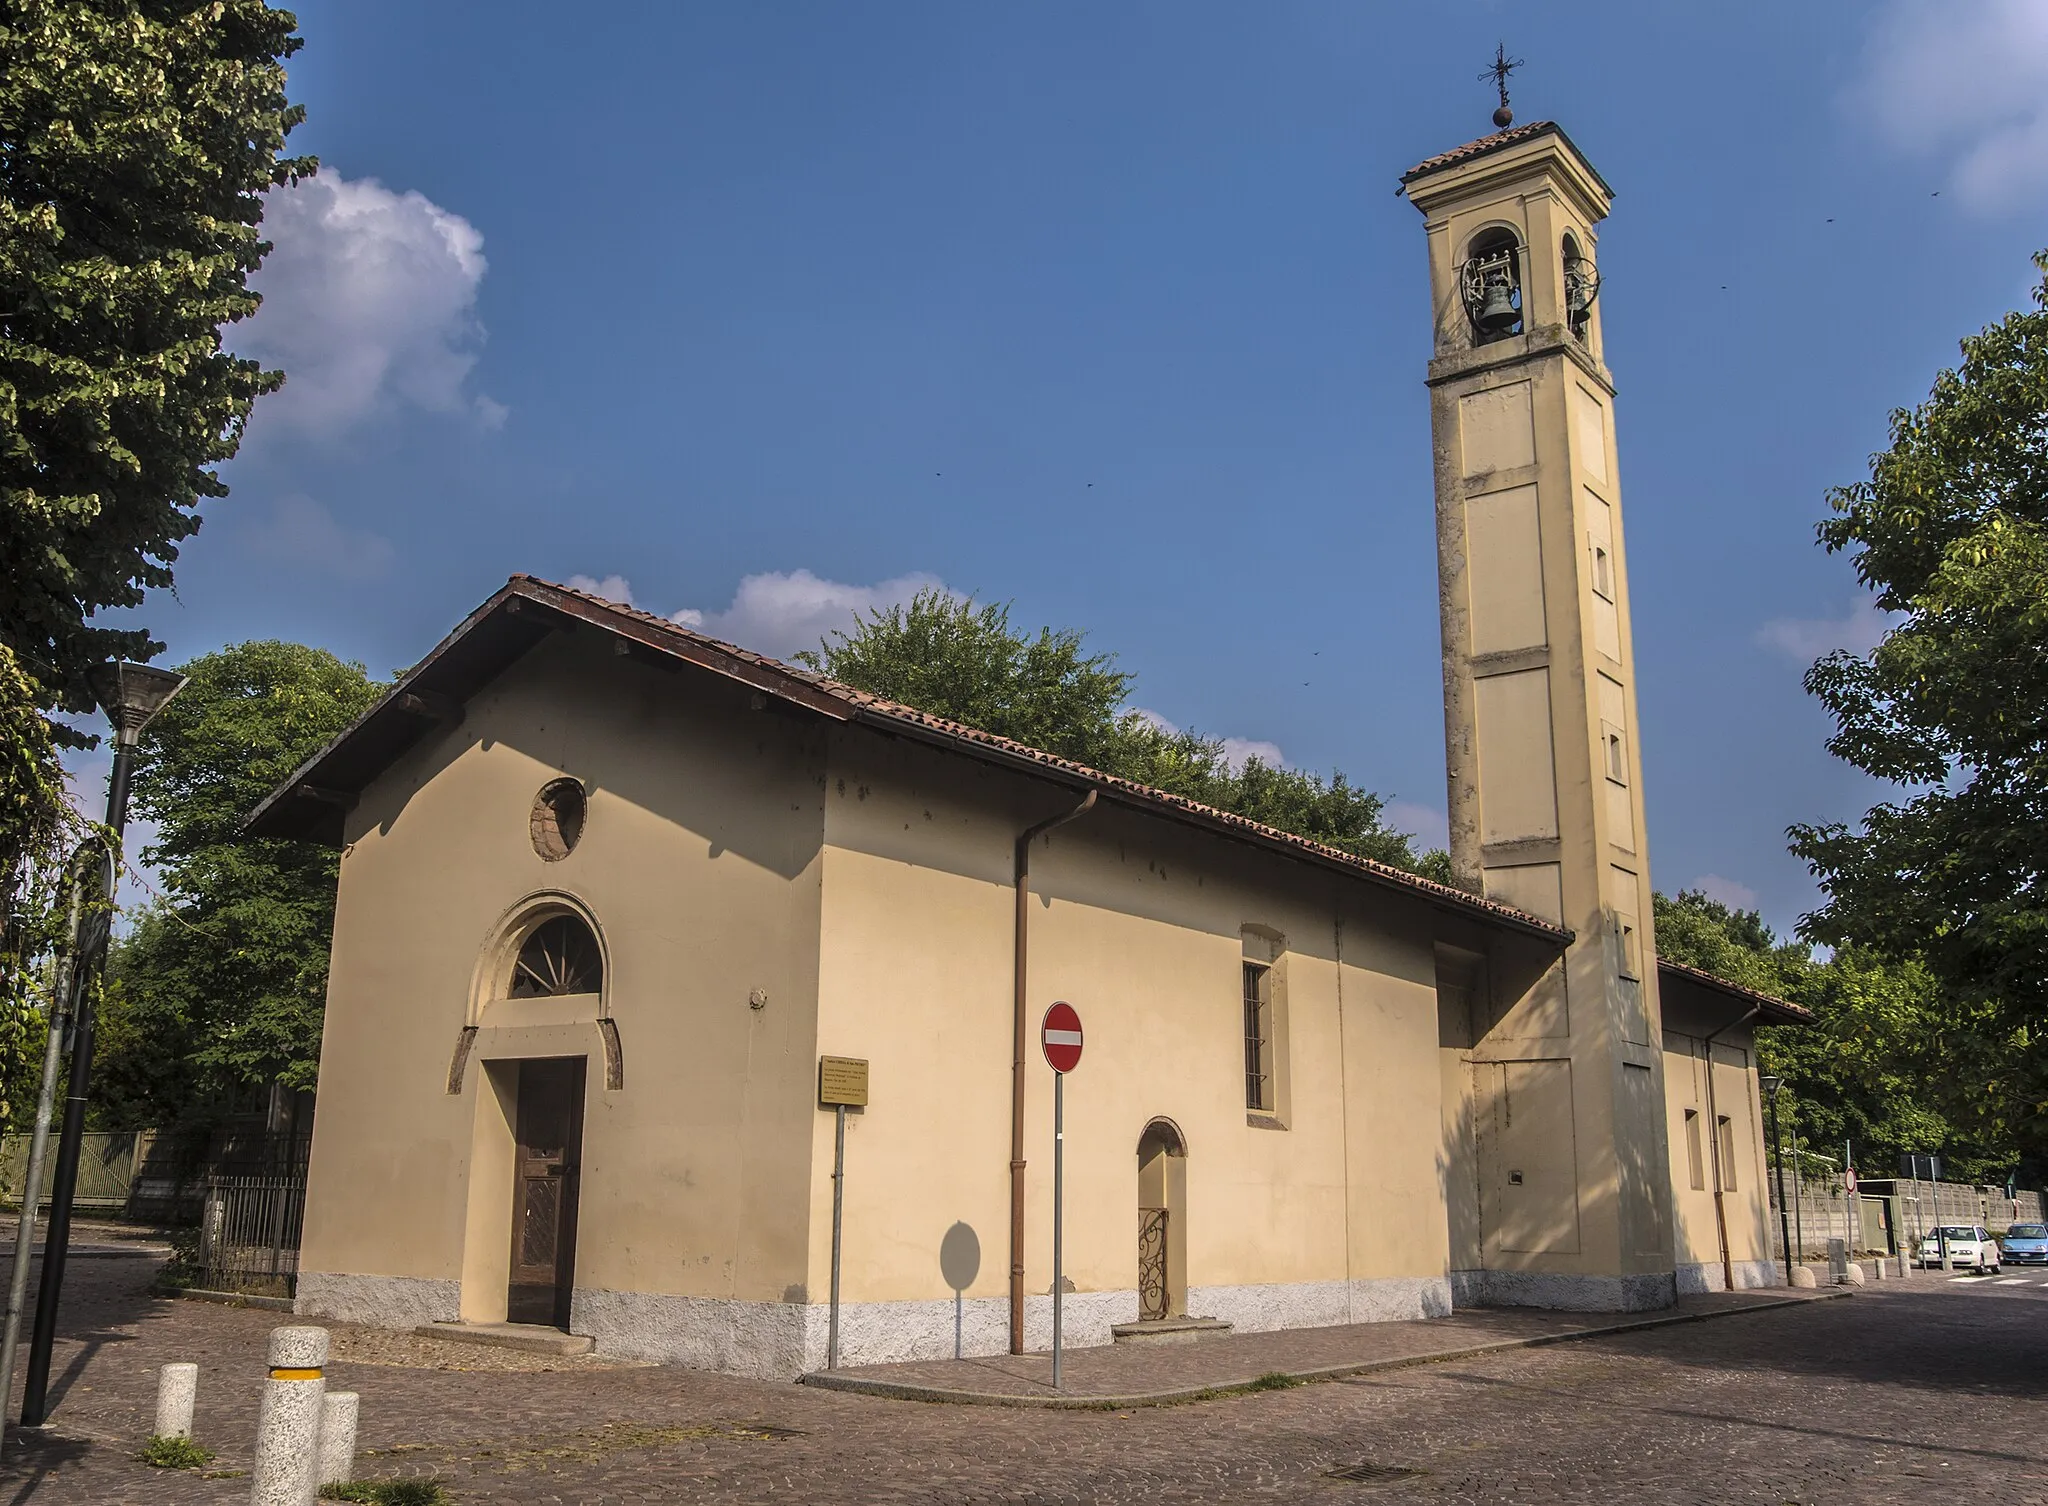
[1405,121,1676,1311]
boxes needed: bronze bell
[1476,274,1520,337]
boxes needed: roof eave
[1656,959,1814,1028]
[243,577,1575,950]
[840,703,1572,947]
[1401,121,1614,222]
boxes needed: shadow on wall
[368,636,831,882]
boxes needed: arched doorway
[458,899,607,1331]
[1136,1120,1187,1322]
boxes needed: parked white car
[1916,1225,2001,1273]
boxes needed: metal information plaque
[818,1056,869,1107]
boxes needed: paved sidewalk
[802,1287,1846,1406]
[4,1253,2037,1504]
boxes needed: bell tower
[1405,119,1675,1310]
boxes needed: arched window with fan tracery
[509,913,603,998]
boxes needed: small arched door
[1136,1120,1187,1322]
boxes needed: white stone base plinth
[296,1271,1461,1379]
[1675,1259,1781,1295]
[296,1272,460,1327]
[1449,1268,1677,1313]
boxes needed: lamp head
[86,661,188,746]
[1759,1074,1783,1097]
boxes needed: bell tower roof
[1400,120,1614,217]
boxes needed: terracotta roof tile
[523,577,1565,933]
[1400,120,1612,198]
[1402,120,1559,183]
[245,574,1571,946]
[1658,958,1815,1027]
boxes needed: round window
[530,778,586,861]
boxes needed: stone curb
[164,1286,296,1312]
[0,1245,172,1260]
[798,1290,1855,1410]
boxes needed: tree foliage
[801,589,1424,868]
[1654,890,2013,1185]
[0,638,84,1130]
[0,1,312,718]
[95,640,378,1127]
[1789,251,2048,1164]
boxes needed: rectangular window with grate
[1717,1114,1738,1191]
[1684,1108,1705,1191]
[1244,960,1273,1112]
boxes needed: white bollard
[154,1362,198,1439]
[317,1391,359,1487]
[248,1326,328,1506]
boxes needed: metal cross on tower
[1481,43,1523,129]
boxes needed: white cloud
[566,574,635,606]
[579,568,945,661]
[1219,737,1286,771]
[1132,708,1287,773]
[1755,597,1895,662]
[1848,0,2048,212]
[1691,874,1761,913]
[1385,799,1450,853]
[242,494,395,582]
[237,172,500,435]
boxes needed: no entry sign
[1041,1002,1083,1073]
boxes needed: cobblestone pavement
[819,1288,1830,1401]
[3,1256,2045,1504]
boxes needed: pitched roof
[1400,119,1613,196]
[244,575,1573,947]
[1657,958,1815,1028]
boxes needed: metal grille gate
[196,1173,307,1296]
[1138,1207,1169,1321]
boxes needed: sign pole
[1052,1068,1064,1391]
[829,1102,845,1370]
[815,1054,868,1373]
[1037,1002,1082,1393]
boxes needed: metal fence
[0,1130,187,1218]
[196,1173,308,1297]
[0,1127,311,1223]
[1768,1171,2045,1260]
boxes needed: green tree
[801,589,1422,868]
[94,640,378,1127]
[0,1,313,719]
[0,639,81,1129]
[1789,251,2048,1164]
[1651,890,2010,1184]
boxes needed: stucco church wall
[801,727,1456,1364]
[1659,995,1774,1289]
[299,636,829,1333]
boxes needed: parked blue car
[2004,1222,2048,1266]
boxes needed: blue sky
[84,0,2048,937]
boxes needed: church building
[248,118,1808,1378]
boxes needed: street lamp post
[17,662,185,1431]
[1761,1075,1793,1286]
[0,847,95,1461]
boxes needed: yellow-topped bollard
[249,1326,327,1506]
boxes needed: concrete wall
[1659,1002,1774,1292]
[805,727,1461,1365]
[298,629,1535,1374]
[297,634,830,1372]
